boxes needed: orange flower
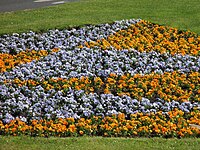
[69,124,76,133]
[79,130,84,135]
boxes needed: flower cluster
[0,48,59,73]
[4,71,200,103]
[1,86,199,122]
[0,19,140,54]
[0,110,199,138]
[85,20,200,56]
[0,19,200,137]
[1,48,200,82]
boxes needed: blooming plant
[0,110,199,138]
[85,20,200,56]
[0,19,200,138]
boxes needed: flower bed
[0,19,200,138]
[1,110,200,138]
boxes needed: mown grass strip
[0,136,200,150]
[0,0,200,35]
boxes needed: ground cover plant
[0,19,200,139]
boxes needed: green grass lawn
[0,0,200,35]
[0,136,200,150]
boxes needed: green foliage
[0,0,199,35]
